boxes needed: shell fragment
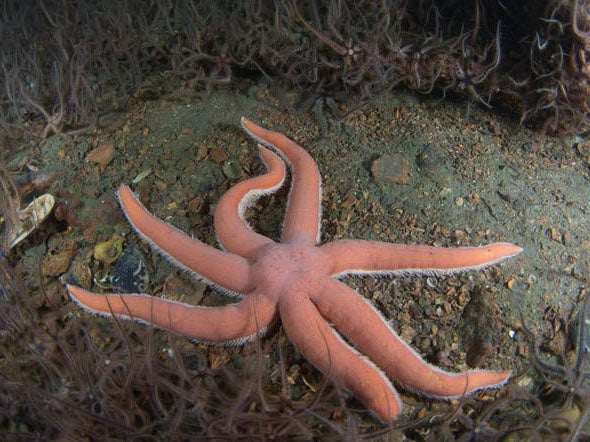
[3,193,55,250]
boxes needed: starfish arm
[214,146,284,258]
[279,291,402,421]
[311,279,510,399]
[321,240,523,277]
[241,118,322,245]
[118,185,253,293]
[67,285,277,344]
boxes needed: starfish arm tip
[240,116,253,129]
[65,284,119,318]
[463,368,511,396]
[498,242,523,257]
[117,183,132,197]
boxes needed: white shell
[7,193,55,249]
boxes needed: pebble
[86,142,115,169]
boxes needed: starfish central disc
[251,242,331,296]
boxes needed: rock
[371,153,411,185]
[461,286,502,368]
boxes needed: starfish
[67,118,522,421]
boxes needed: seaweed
[521,293,590,439]
[0,166,21,254]
[2,1,590,136]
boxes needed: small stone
[506,277,516,289]
[210,147,229,164]
[86,143,115,168]
[222,161,242,180]
[549,227,563,243]
[399,324,417,343]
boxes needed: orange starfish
[67,118,522,420]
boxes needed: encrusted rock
[43,240,78,277]
[93,233,124,264]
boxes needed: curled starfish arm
[67,285,277,343]
[214,146,285,258]
[311,279,511,399]
[241,118,322,244]
[322,240,523,277]
[279,291,402,421]
[118,185,253,293]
